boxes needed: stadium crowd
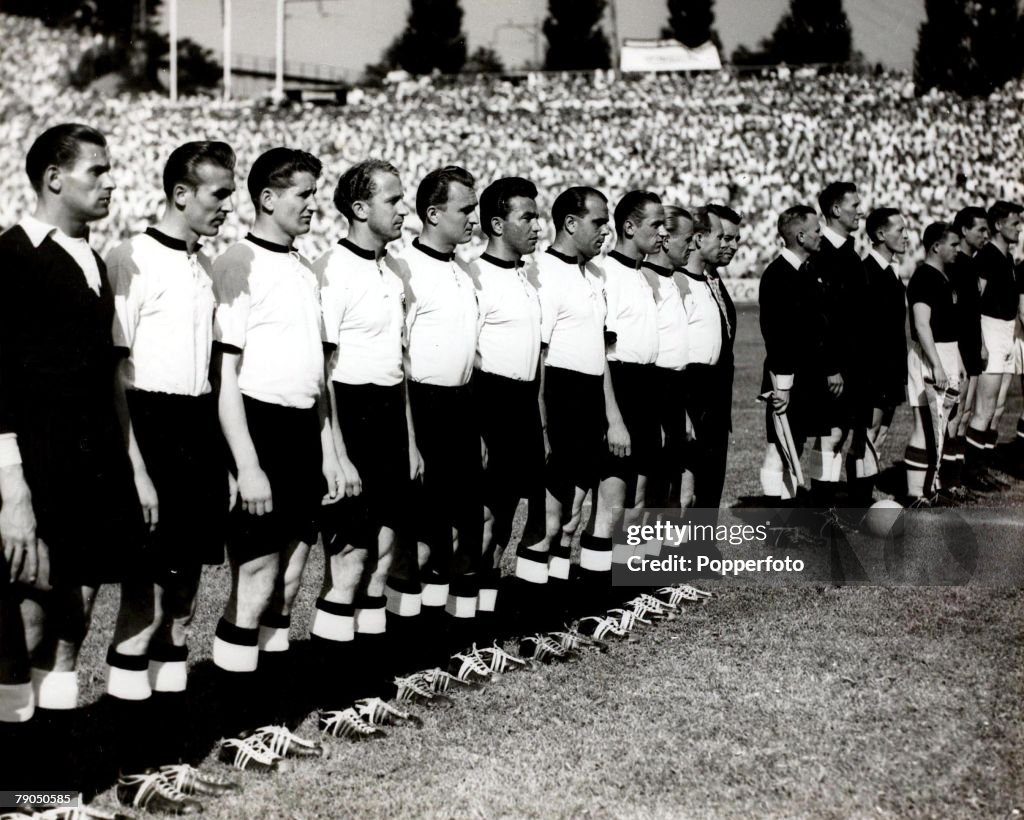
[0,14,1022,820]
[2,12,1023,299]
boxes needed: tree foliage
[731,0,852,66]
[660,0,721,50]
[385,0,468,75]
[543,0,611,71]
[464,46,505,74]
[914,0,1022,97]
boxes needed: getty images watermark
[610,506,1024,587]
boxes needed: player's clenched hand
[337,456,363,498]
[237,466,273,516]
[772,388,790,415]
[409,445,424,482]
[827,373,844,397]
[133,469,159,532]
[607,419,631,458]
[931,365,949,391]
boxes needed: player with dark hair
[860,206,909,500]
[312,158,420,737]
[812,181,864,508]
[702,203,741,510]
[964,201,1022,488]
[392,166,484,671]
[904,223,965,502]
[759,206,826,501]
[595,191,664,586]
[104,141,240,809]
[467,177,545,645]
[0,124,146,796]
[210,147,340,768]
[523,187,611,635]
[947,206,990,492]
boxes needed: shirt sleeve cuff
[0,434,23,468]
[772,374,794,391]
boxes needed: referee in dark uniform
[105,141,238,810]
[759,206,826,502]
[467,177,545,638]
[0,124,145,792]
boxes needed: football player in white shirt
[210,148,343,768]
[105,141,240,809]
[391,166,484,666]
[313,159,421,733]
[467,177,544,640]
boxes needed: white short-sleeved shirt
[603,250,659,365]
[677,269,722,366]
[528,248,607,377]
[315,239,404,387]
[108,228,215,396]
[213,233,324,409]
[392,239,478,387]
[468,253,542,381]
[642,261,688,371]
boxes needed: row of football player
[756,187,1022,509]
[0,125,738,816]
[1,125,1021,816]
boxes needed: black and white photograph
[0,0,1022,817]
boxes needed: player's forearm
[0,463,31,505]
[321,382,345,463]
[401,378,419,452]
[214,352,260,472]
[537,348,549,431]
[602,361,624,425]
[112,365,148,475]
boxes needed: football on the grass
[862,499,905,538]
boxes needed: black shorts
[322,381,410,551]
[601,362,661,485]
[653,367,688,472]
[226,396,324,564]
[474,370,545,507]
[127,390,228,572]
[18,393,146,588]
[407,381,483,565]
[543,365,605,502]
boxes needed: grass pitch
[70,306,1022,818]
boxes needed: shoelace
[394,674,435,702]
[639,593,677,614]
[416,668,459,693]
[119,770,191,809]
[221,735,280,768]
[253,724,318,756]
[158,763,234,792]
[451,648,492,681]
[478,643,529,672]
[608,607,647,631]
[355,697,414,725]
[321,707,379,738]
[526,633,566,659]
[578,615,626,640]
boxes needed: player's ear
[564,214,576,235]
[490,216,503,236]
[259,187,276,215]
[44,164,62,195]
[425,204,441,227]
[172,182,192,209]
[351,198,369,221]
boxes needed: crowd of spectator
[2,13,1022,301]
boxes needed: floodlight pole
[169,0,178,102]
[608,0,620,71]
[274,0,285,102]
[223,0,232,100]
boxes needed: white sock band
[385,587,421,617]
[547,554,571,580]
[149,660,188,693]
[421,582,449,608]
[354,607,386,635]
[580,547,613,572]
[0,682,35,722]
[258,626,290,653]
[32,668,78,710]
[445,595,478,619]
[477,588,498,612]
[212,637,259,673]
[106,665,152,701]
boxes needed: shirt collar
[412,238,454,262]
[339,237,376,261]
[869,247,894,272]
[608,249,640,269]
[779,248,805,271]
[145,226,196,253]
[545,247,578,265]
[643,260,673,277]
[822,224,847,249]
[246,232,292,254]
[19,214,90,248]
[480,252,518,270]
